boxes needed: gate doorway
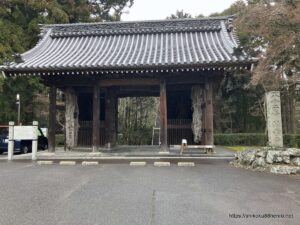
[117,97,159,146]
[75,81,206,152]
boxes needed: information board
[13,126,36,140]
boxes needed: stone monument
[266,91,283,147]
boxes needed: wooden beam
[117,92,159,98]
[48,85,56,152]
[117,87,159,97]
[92,85,100,151]
[160,78,168,151]
[73,86,106,94]
[99,79,160,87]
[42,72,225,89]
[205,82,214,145]
[165,73,221,85]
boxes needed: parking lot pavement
[0,160,299,225]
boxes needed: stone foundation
[230,147,300,175]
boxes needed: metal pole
[16,94,20,125]
[18,103,20,125]
[32,121,38,161]
[8,121,14,161]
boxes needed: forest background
[0,0,299,146]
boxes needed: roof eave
[3,61,255,75]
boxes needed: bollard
[8,121,14,161]
[32,121,38,161]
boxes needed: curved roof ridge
[46,16,235,38]
[40,16,234,28]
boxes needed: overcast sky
[122,0,238,21]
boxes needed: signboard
[13,126,36,140]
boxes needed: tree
[234,0,300,133]
[235,1,300,89]
[0,0,134,125]
[214,71,266,133]
[89,0,134,21]
[209,0,247,17]
[167,10,192,19]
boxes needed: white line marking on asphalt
[37,161,54,165]
[158,151,170,154]
[82,161,99,166]
[59,161,76,166]
[178,162,195,167]
[130,161,147,166]
[154,162,170,167]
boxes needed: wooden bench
[180,142,215,154]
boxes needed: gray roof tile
[3,17,254,73]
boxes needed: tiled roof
[2,17,255,74]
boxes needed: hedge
[214,133,267,146]
[284,134,300,148]
[214,133,300,148]
[55,134,65,146]
[54,133,300,148]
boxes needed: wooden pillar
[48,85,56,152]
[92,85,100,152]
[105,88,117,147]
[115,97,118,144]
[201,87,206,145]
[205,82,214,145]
[160,79,168,151]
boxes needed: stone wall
[231,147,300,175]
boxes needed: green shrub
[55,134,65,146]
[284,134,300,148]
[214,133,267,146]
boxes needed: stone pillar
[266,91,283,147]
[32,121,38,160]
[8,121,14,160]
[65,88,79,150]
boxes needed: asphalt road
[0,160,299,225]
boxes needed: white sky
[122,0,238,21]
